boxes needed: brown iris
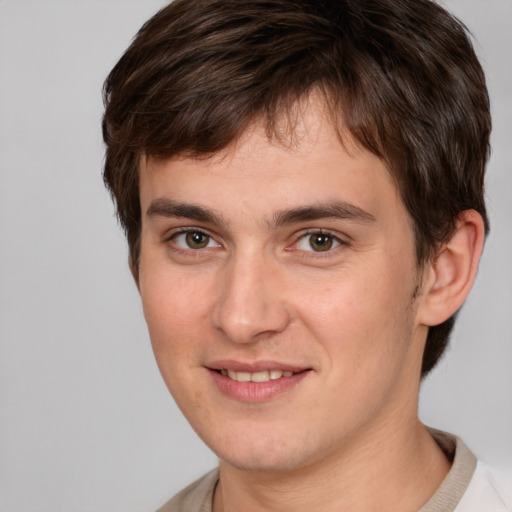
[309,233,333,252]
[185,231,210,249]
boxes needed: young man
[102,0,510,510]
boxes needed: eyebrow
[270,201,376,228]
[146,198,225,225]
[146,198,375,228]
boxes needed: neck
[213,419,450,512]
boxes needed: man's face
[138,101,429,473]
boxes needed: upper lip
[207,359,310,373]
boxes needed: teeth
[251,371,269,382]
[221,369,296,382]
[237,372,251,382]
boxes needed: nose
[211,253,291,344]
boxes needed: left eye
[173,231,219,250]
[296,233,341,252]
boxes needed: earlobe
[417,210,485,327]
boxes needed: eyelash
[166,227,221,253]
[165,227,347,256]
[289,229,348,256]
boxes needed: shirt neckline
[419,428,477,511]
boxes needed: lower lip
[209,370,310,402]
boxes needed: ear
[417,210,486,327]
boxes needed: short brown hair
[103,0,491,375]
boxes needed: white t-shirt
[455,461,511,511]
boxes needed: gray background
[0,1,510,511]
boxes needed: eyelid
[163,226,348,255]
[288,229,349,254]
[165,226,222,250]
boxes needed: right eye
[171,230,220,250]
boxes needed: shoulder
[422,428,511,512]
[455,462,512,512]
[156,468,219,512]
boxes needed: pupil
[186,232,208,249]
[310,234,332,252]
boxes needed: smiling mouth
[209,364,311,401]
[217,369,296,383]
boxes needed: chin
[209,427,324,474]
[220,450,307,473]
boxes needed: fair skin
[137,100,484,512]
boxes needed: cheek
[139,273,213,410]
[296,264,414,369]
[139,268,212,358]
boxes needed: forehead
[138,97,405,231]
